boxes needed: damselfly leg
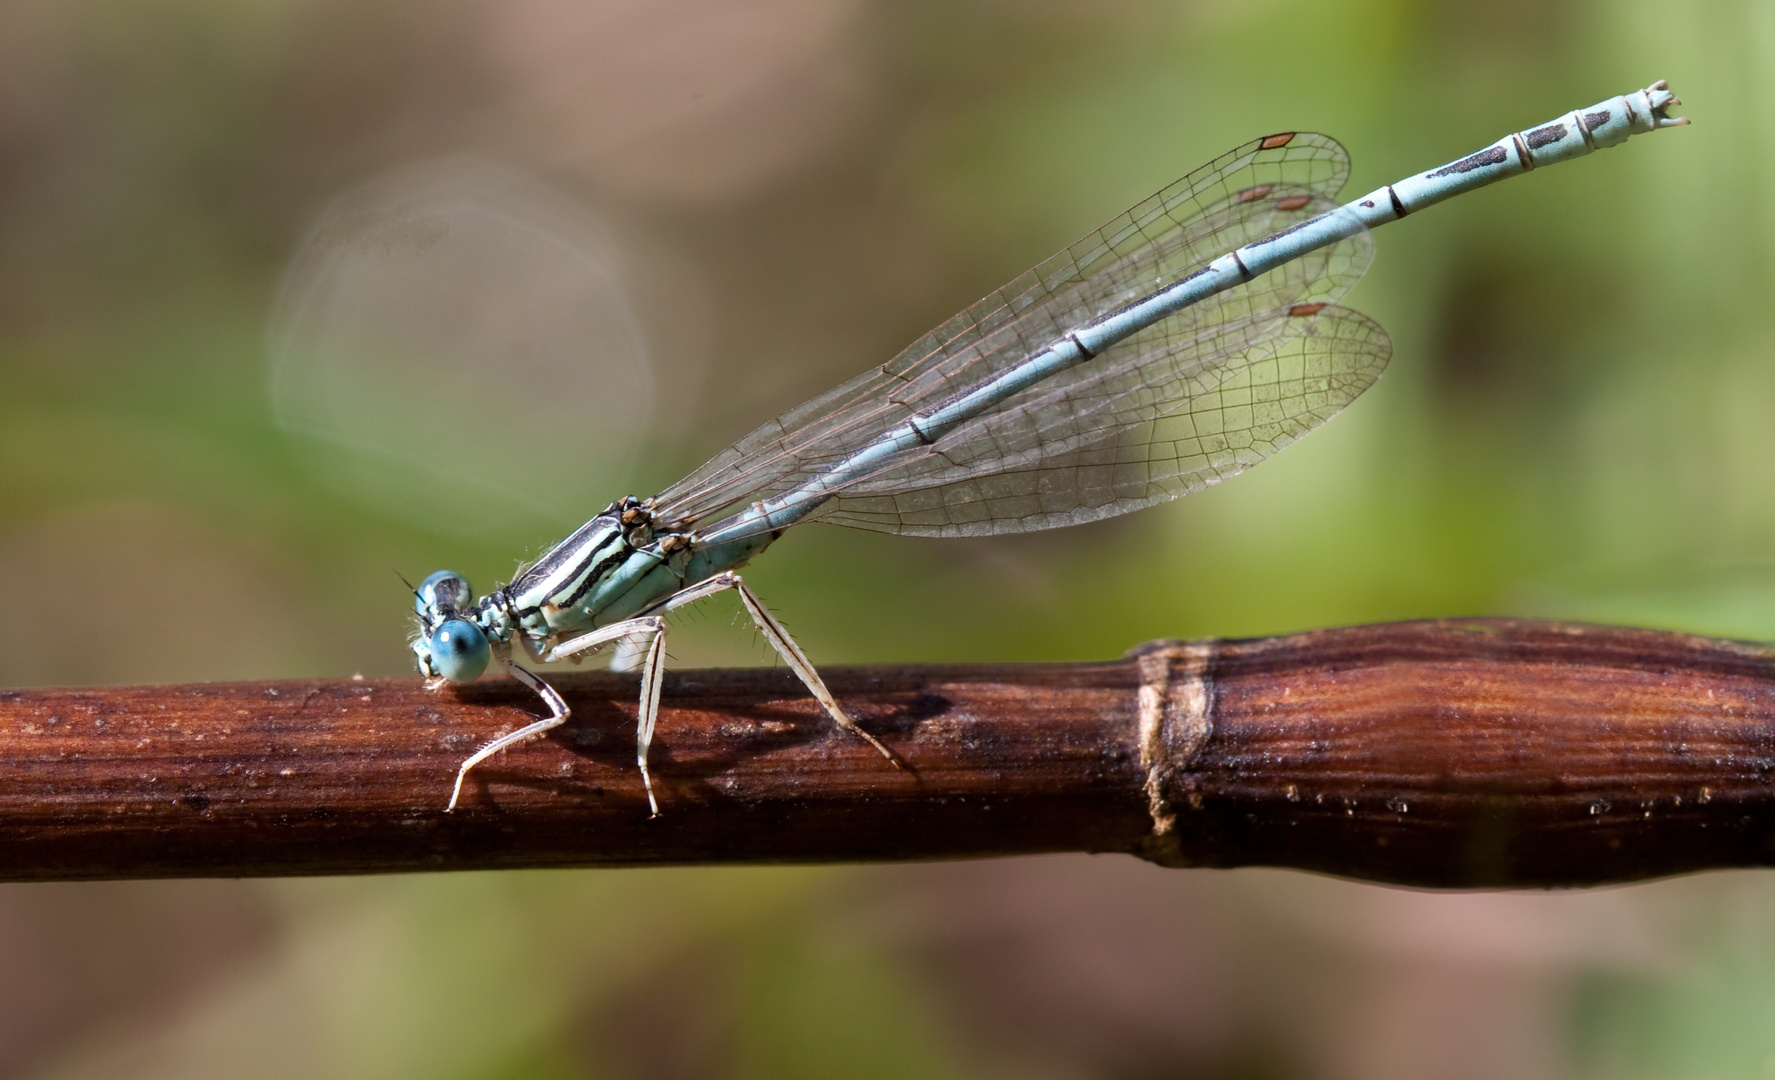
[618,571,901,766]
[447,619,658,812]
[448,572,896,814]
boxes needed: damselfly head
[413,570,491,682]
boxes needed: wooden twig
[2,617,1772,886]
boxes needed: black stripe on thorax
[552,539,651,611]
[521,514,624,583]
[513,517,629,617]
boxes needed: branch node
[1133,638,1216,862]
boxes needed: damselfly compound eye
[428,619,490,683]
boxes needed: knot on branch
[1132,638,1216,865]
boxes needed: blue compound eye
[429,619,490,683]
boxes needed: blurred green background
[3,0,1774,1075]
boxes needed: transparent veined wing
[652,132,1386,537]
[824,301,1389,534]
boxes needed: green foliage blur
[3,0,1774,1075]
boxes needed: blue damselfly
[411,82,1686,813]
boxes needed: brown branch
[3,617,1773,886]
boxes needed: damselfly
[414,81,1686,814]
